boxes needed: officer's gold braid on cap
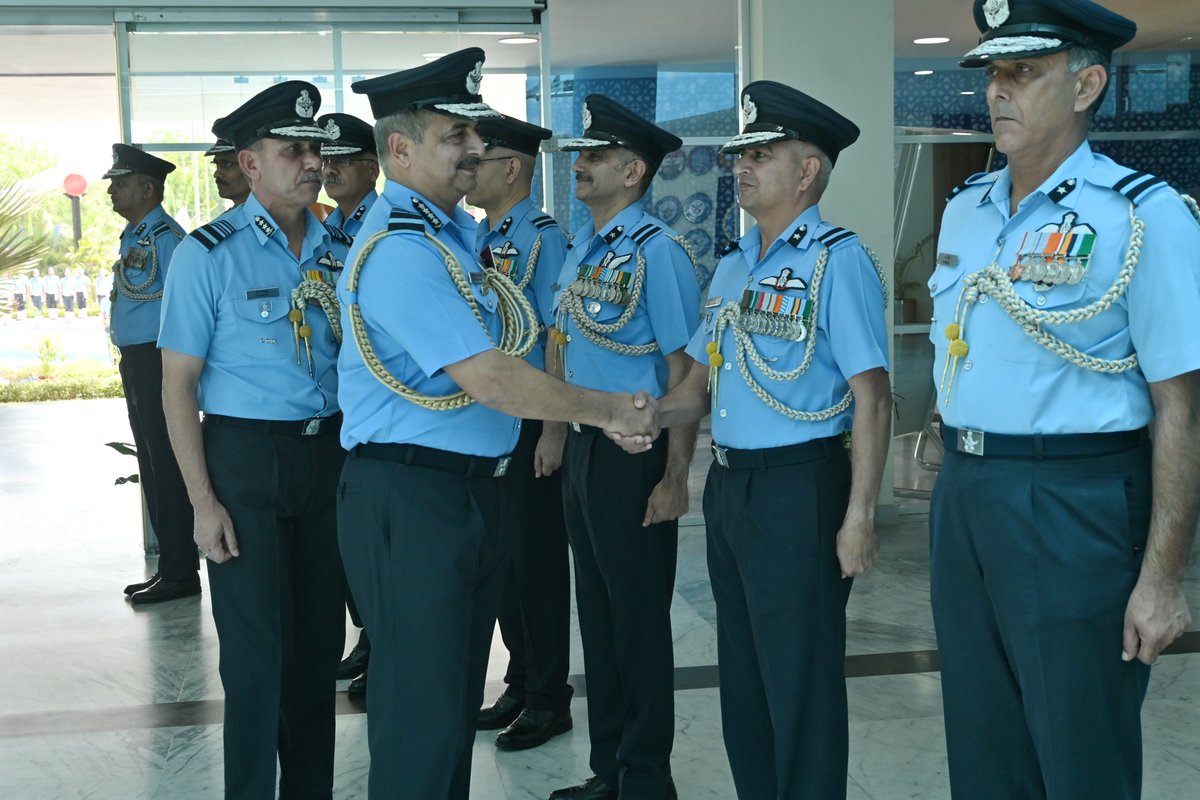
[289,280,342,377]
[345,229,538,411]
[114,234,178,302]
[940,203,1151,402]
[554,235,697,363]
[708,245,889,422]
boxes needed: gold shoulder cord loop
[940,203,1145,403]
[289,279,343,376]
[346,228,538,411]
[709,243,889,422]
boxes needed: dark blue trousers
[337,452,510,800]
[931,442,1153,800]
[495,420,573,711]
[119,342,197,582]
[562,428,677,798]
[204,421,345,800]
[703,441,852,800]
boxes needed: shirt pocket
[232,294,293,360]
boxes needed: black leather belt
[204,412,341,437]
[353,442,511,478]
[711,435,843,470]
[942,425,1148,459]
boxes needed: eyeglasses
[477,156,515,164]
[322,156,376,168]
[212,159,238,170]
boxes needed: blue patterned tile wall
[895,53,1200,191]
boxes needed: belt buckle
[302,418,322,436]
[570,422,582,433]
[956,428,985,456]
[711,442,729,468]
[493,457,511,478]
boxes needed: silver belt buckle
[957,428,985,456]
[493,457,511,478]
[711,443,730,468]
[570,422,582,433]
[302,418,322,436]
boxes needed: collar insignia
[759,268,807,292]
[352,204,367,220]
[317,250,343,271]
[498,216,513,235]
[786,225,808,247]
[134,223,146,236]
[411,197,443,231]
[602,225,623,245]
[254,215,276,237]
[582,103,593,132]
[1049,178,1077,202]
[742,94,758,124]
[323,119,341,140]
[982,0,1009,28]
[295,89,315,119]
[466,61,484,95]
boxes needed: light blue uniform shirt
[687,205,889,449]
[555,203,700,396]
[931,142,1200,434]
[111,206,183,347]
[325,189,378,242]
[27,276,42,297]
[337,180,521,456]
[476,197,567,369]
[159,193,347,420]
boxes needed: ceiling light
[914,37,950,45]
[914,70,934,76]
[499,37,538,45]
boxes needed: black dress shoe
[124,572,160,597]
[477,692,523,730]
[347,669,367,696]
[131,578,201,605]
[337,642,371,679]
[547,775,616,799]
[496,707,572,751]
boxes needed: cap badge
[295,89,315,119]
[323,119,341,140]
[982,0,1010,28]
[466,62,484,95]
[742,94,758,124]
[582,103,593,132]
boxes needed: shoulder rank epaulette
[189,219,238,251]
[815,226,858,249]
[531,214,558,230]
[630,223,663,246]
[1111,170,1169,206]
[151,220,182,240]
[945,170,992,203]
[324,222,353,247]
[387,209,425,233]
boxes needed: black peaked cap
[961,0,1136,67]
[351,48,499,121]
[102,143,176,182]
[559,94,682,172]
[721,80,859,165]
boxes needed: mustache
[323,176,344,187]
[298,171,323,184]
[458,156,481,170]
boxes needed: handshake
[603,391,662,454]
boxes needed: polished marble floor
[1,399,1197,799]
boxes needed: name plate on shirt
[245,287,280,300]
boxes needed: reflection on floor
[1,399,1197,799]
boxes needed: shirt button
[724,363,732,371]
[719,409,728,418]
[931,282,938,292]
[979,294,989,304]
[566,370,574,379]
[565,334,572,342]
[964,360,973,371]
[1036,295,1046,306]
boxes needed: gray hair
[374,109,436,159]
[796,141,834,198]
[1066,45,1110,117]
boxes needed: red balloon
[63,173,88,198]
